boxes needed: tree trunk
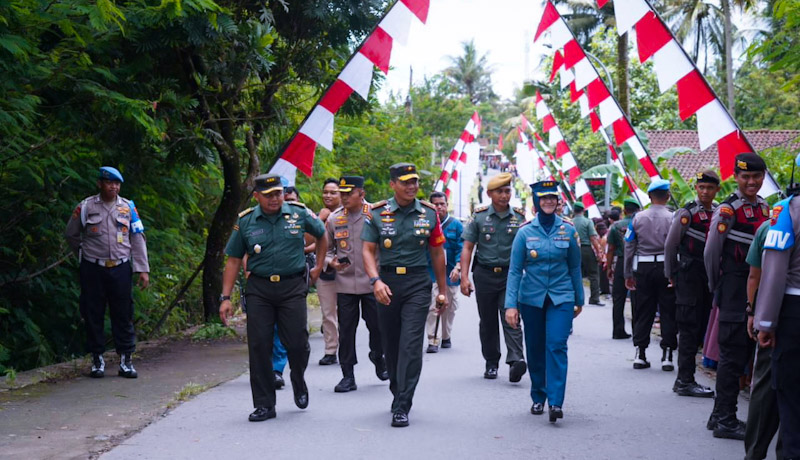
[617,32,630,115]
[201,146,242,320]
[722,0,735,116]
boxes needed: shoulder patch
[473,205,489,214]
[238,207,255,218]
[718,205,734,218]
[370,200,388,210]
[420,200,436,210]
[765,197,795,251]
[513,207,525,216]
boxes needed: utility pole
[405,66,413,115]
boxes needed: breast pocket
[553,239,570,257]
[85,213,103,237]
[246,231,269,254]
[525,239,542,261]
[481,225,496,242]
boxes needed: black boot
[633,347,650,369]
[335,367,357,392]
[90,353,105,378]
[118,353,137,378]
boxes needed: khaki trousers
[426,284,459,343]
[316,278,338,355]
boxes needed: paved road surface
[104,284,751,460]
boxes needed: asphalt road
[103,285,752,460]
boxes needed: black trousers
[713,320,749,422]
[473,265,524,367]
[632,261,676,350]
[337,293,383,372]
[378,270,431,414]
[79,260,136,355]
[773,295,800,459]
[580,246,601,303]
[245,275,310,409]
[745,344,782,460]
[675,263,712,382]
[611,256,628,336]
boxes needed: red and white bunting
[598,130,651,206]
[270,0,430,180]
[608,0,779,194]
[531,94,601,219]
[534,1,664,191]
[517,127,573,204]
[435,111,482,192]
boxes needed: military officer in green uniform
[362,163,448,428]
[219,174,327,422]
[460,172,527,382]
[573,201,605,306]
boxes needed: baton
[433,294,446,346]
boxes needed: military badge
[743,205,754,219]
[680,216,690,225]
[254,244,262,254]
[384,239,392,249]
[718,223,728,233]
[530,250,538,259]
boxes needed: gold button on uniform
[384,238,392,249]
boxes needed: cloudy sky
[378,0,547,102]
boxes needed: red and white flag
[435,111,482,192]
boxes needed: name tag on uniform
[247,229,265,237]
[117,231,124,243]
[414,219,430,228]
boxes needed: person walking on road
[64,166,150,379]
[219,174,327,422]
[664,170,720,398]
[325,176,388,393]
[572,202,605,306]
[756,171,800,460]
[361,163,448,428]
[705,153,769,440]
[316,178,342,366]
[505,181,583,424]
[605,197,640,339]
[425,191,464,353]
[624,179,677,372]
[460,172,527,382]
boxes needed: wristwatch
[369,276,381,286]
[219,295,231,302]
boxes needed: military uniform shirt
[326,203,372,294]
[225,202,324,277]
[623,204,673,279]
[607,216,631,257]
[572,214,598,247]
[462,204,526,267]
[361,198,444,267]
[64,194,150,273]
[756,196,800,332]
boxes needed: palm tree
[552,0,630,115]
[444,40,496,104]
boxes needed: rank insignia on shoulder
[473,205,489,214]
[420,200,436,210]
[513,207,525,216]
[719,206,734,218]
[239,207,255,218]
[233,224,240,231]
[362,204,371,215]
[371,200,388,210]
[287,201,307,209]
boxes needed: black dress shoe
[293,381,309,409]
[334,376,357,393]
[674,379,714,398]
[391,411,409,427]
[248,406,276,422]
[370,355,389,381]
[612,332,632,339]
[509,360,527,383]
[441,339,452,349]
[530,403,544,415]
[589,301,605,306]
[549,406,564,423]
[713,418,746,440]
[426,344,439,353]
[274,371,285,390]
[319,354,337,366]
[484,367,498,379]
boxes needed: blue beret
[647,178,670,193]
[98,166,124,183]
[530,180,560,197]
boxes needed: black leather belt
[380,266,428,275]
[253,271,305,282]
[475,263,509,273]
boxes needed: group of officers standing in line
[66,153,798,455]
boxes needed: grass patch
[166,382,210,409]
[191,323,237,342]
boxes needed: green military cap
[623,197,641,209]
[572,201,585,211]
[254,174,283,195]
[390,163,419,181]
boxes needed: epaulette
[513,207,525,216]
[287,201,307,209]
[370,200,388,210]
[561,216,573,225]
[684,201,697,211]
[420,200,436,210]
[362,203,371,216]
[473,205,489,213]
[238,207,255,218]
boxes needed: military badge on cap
[98,166,124,183]
[254,174,283,195]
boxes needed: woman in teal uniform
[505,180,584,423]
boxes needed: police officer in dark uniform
[704,153,769,439]
[361,163,448,428]
[664,170,720,398]
[219,174,327,422]
[460,173,527,381]
[756,160,800,459]
[624,179,677,371]
[64,167,150,379]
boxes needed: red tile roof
[645,130,800,179]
